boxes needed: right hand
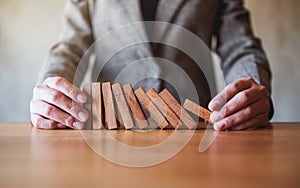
[30,77,89,129]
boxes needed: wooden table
[0,122,299,188]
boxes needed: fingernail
[77,94,87,103]
[73,122,84,129]
[209,100,220,111]
[214,121,225,131]
[210,111,222,123]
[78,111,88,122]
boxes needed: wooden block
[82,83,92,130]
[102,82,118,129]
[134,87,169,129]
[116,106,125,129]
[147,88,182,129]
[91,82,103,130]
[159,89,197,129]
[112,83,135,130]
[123,84,148,129]
[183,99,212,123]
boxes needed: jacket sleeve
[214,0,273,119]
[38,0,94,86]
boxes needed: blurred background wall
[0,0,299,122]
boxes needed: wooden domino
[123,84,148,129]
[102,82,118,129]
[91,82,103,129]
[112,83,135,130]
[82,83,92,130]
[134,87,169,129]
[83,82,211,130]
[159,89,197,129]
[183,99,212,123]
[147,88,182,129]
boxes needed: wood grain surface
[0,123,300,188]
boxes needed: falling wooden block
[147,88,182,129]
[82,83,92,130]
[183,99,211,123]
[116,106,125,129]
[123,84,148,129]
[102,82,118,129]
[91,82,103,130]
[112,83,135,130]
[134,87,169,129]
[159,89,197,129]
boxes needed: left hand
[208,77,270,131]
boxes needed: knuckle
[222,105,231,116]
[53,77,64,87]
[32,86,38,96]
[246,77,254,82]
[34,116,44,129]
[50,91,62,102]
[44,77,51,84]
[45,105,55,117]
[35,118,43,128]
[258,86,268,95]
[32,85,42,96]
[65,116,74,126]
[238,92,250,104]
[69,87,78,98]
[48,77,64,88]
[70,104,80,114]
[231,81,241,91]
[243,77,255,84]
[48,122,57,129]
[244,106,254,116]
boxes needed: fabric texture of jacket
[39,0,272,115]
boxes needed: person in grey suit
[30,0,273,131]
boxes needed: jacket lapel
[117,0,149,44]
[156,0,187,23]
[151,0,188,42]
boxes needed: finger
[44,77,87,104]
[213,98,269,131]
[30,100,84,129]
[33,85,89,122]
[209,77,255,111]
[229,113,269,131]
[210,85,268,122]
[31,113,58,129]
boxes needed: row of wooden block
[82,82,211,130]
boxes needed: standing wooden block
[112,83,135,130]
[134,87,169,129]
[183,99,212,123]
[102,82,118,129]
[147,89,182,129]
[123,84,148,129]
[91,82,103,130]
[82,83,92,130]
[159,89,197,129]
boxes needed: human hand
[30,77,89,129]
[208,77,270,131]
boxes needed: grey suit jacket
[39,0,272,113]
